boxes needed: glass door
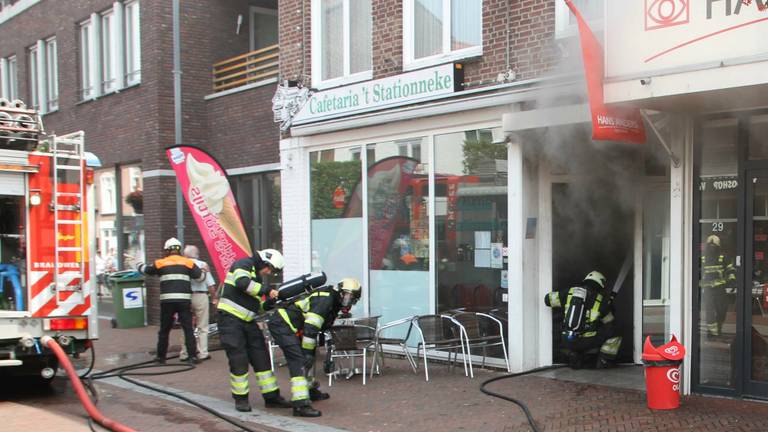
[744,172,768,396]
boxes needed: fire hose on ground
[44,335,262,432]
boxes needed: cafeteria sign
[293,63,463,124]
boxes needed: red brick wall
[278,0,559,89]
[0,0,281,323]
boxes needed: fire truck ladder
[51,132,87,304]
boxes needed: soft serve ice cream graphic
[186,153,252,254]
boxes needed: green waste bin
[107,270,147,329]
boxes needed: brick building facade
[0,0,281,322]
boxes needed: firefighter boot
[309,382,330,401]
[264,393,293,409]
[234,395,252,412]
[293,403,322,418]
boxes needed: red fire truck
[0,99,99,382]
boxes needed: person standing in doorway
[700,234,737,336]
[179,245,217,361]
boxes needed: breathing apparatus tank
[564,286,588,341]
[277,272,327,301]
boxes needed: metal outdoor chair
[368,316,418,379]
[326,324,373,386]
[452,312,511,373]
[411,315,470,381]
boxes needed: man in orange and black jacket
[137,237,205,364]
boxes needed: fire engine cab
[0,98,99,382]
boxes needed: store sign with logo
[293,63,463,124]
[606,0,768,78]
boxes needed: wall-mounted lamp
[29,193,42,206]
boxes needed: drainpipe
[172,0,184,242]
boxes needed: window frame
[311,0,373,90]
[0,54,17,100]
[100,9,119,94]
[79,19,95,100]
[44,37,58,112]
[27,44,39,110]
[402,0,483,72]
[124,0,141,86]
[99,172,116,215]
[555,0,605,39]
[249,6,278,52]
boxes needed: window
[27,45,38,109]
[250,6,278,51]
[99,172,116,214]
[79,20,94,100]
[311,0,372,87]
[555,0,604,38]
[403,0,482,70]
[0,55,17,100]
[45,38,58,111]
[101,9,118,93]
[124,0,141,85]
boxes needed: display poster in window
[491,243,504,269]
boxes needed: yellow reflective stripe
[582,331,597,338]
[279,308,298,333]
[305,312,325,328]
[290,376,309,401]
[548,292,561,308]
[230,373,249,395]
[159,293,192,301]
[246,281,263,298]
[160,274,191,282]
[233,268,252,279]
[217,298,256,322]
[600,336,622,356]
[601,312,615,324]
[588,294,602,323]
[301,336,317,350]
[224,275,237,285]
[255,371,278,393]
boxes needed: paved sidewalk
[1,401,88,431]
[12,320,768,432]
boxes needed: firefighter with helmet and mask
[217,249,293,412]
[544,271,623,369]
[700,234,736,337]
[267,277,362,417]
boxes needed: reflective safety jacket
[138,254,203,303]
[276,287,342,351]
[700,255,736,291]
[217,256,272,322]
[544,284,615,339]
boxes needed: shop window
[99,172,116,214]
[696,119,739,389]
[748,114,768,160]
[404,0,482,70]
[642,187,671,345]
[310,148,364,312]
[312,0,372,87]
[231,172,283,252]
[119,165,144,269]
[434,128,506,318]
[367,138,429,326]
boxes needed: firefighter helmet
[257,249,285,274]
[164,238,182,252]
[583,271,606,290]
[706,234,721,247]
[338,278,362,308]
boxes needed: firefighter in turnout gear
[700,235,737,336]
[545,271,623,369]
[137,238,206,364]
[217,249,292,412]
[267,277,362,417]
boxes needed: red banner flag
[166,146,252,278]
[565,0,646,144]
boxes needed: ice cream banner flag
[166,145,252,278]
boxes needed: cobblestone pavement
[5,318,768,431]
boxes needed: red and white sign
[565,0,646,144]
[608,0,768,79]
[167,146,252,278]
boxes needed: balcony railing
[212,44,279,93]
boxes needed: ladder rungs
[56,165,83,171]
[58,247,82,252]
[56,220,82,225]
[56,192,81,197]
[56,205,81,212]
